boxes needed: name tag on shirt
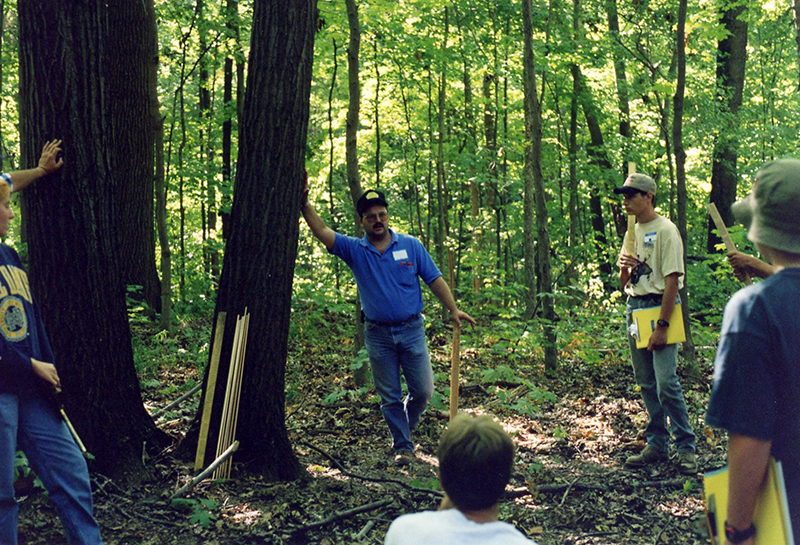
[643,231,657,248]
[393,249,409,261]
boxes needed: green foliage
[170,497,219,528]
[13,451,44,492]
[409,477,442,492]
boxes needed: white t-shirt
[384,509,536,545]
[619,215,685,297]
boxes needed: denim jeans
[626,295,696,453]
[364,314,433,452]
[0,392,103,545]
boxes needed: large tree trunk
[344,0,367,387]
[18,0,167,482]
[106,0,161,315]
[187,0,317,480]
[707,2,748,252]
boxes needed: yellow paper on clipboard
[630,304,686,349]
[703,458,795,545]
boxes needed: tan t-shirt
[620,215,684,297]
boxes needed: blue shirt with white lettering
[330,230,442,323]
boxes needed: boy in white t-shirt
[384,414,536,545]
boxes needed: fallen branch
[294,498,393,533]
[299,441,444,497]
[173,440,240,498]
[507,476,692,499]
[152,383,202,419]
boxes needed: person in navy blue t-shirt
[302,187,475,466]
[706,159,800,545]
[0,140,105,545]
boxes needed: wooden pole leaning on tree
[707,202,752,286]
[213,309,250,480]
[194,312,226,471]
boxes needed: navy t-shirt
[706,268,800,541]
[330,229,441,323]
[0,244,55,394]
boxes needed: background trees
[1,0,798,480]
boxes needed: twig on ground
[558,477,580,507]
[294,498,393,533]
[299,441,444,498]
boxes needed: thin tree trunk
[345,0,367,387]
[435,7,448,271]
[328,38,341,292]
[523,0,557,371]
[672,0,697,369]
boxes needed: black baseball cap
[356,189,388,215]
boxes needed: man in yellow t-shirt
[616,173,697,475]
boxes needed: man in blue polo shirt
[301,188,475,466]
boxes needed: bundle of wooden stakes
[212,310,250,480]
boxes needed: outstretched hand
[38,140,64,175]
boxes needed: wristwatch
[656,318,669,328]
[724,521,756,543]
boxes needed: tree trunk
[707,2,748,251]
[672,0,697,369]
[571,65,614,281]
[794,0,800,90]
[106,0,161,315]
[187,0,317,480]
[18,0,167,482]
[522,0,557,371]
[435,7,448,272]
[606,0,631,176]
[345,0,367,387]
[150,3,172,333]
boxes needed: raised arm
[727,251,775,281]
[300,186,336,251]
[7,140,63,193]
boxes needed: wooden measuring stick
[624,161,637,256]
[195,312,226,470]
[222,311,249,478]
[708,202,752,286]
[449,324,461,421]
[214,313,243,479]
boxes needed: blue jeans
[0,392,103,545]
[364,315,433,452]
[626,296,696,453]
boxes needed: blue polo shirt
[330,230,442,323]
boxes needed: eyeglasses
[363,211,388,222]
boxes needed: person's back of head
[437,413,515,512]
[734,158,800,260]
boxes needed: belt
[365,313,420,327]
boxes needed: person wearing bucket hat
[301,185,476,467]
[706,158,800,544]
[724,182,777,282]
[615,173,697,475]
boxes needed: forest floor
[15,320,724,545]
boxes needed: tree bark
[187,0,318,480]
[707,2,748,252]
[18,0,167,482]
[106,0,161,314]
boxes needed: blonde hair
[437,413,515,511]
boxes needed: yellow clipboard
[630,303,686,349]
[703,458,795,545]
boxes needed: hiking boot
[625,446,668,468]
[675,451,698,475]
[393,449,416,467]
